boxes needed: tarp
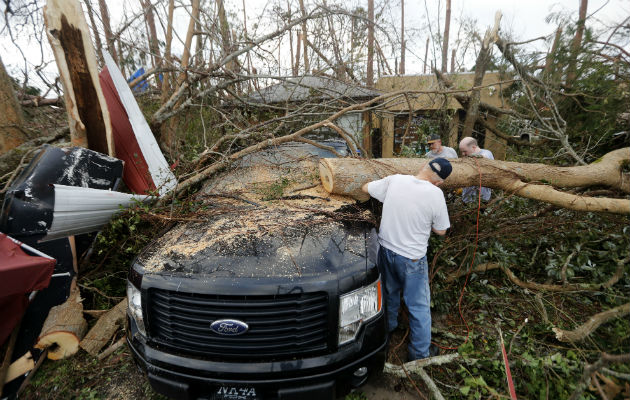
[0,233,55,346]
[128,67,149,93]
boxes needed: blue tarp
[128,67,149,93]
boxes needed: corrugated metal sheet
[101,52,176,196]
[44,185,153,241]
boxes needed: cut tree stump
[80,299,127,356]
[34,283,87,360]
[43,0,113,156]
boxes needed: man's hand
[361,182,370,194]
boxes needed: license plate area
[213,385,260,400]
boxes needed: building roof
[248,76,381,104]
[375,71,513,111]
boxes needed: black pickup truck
[126,138,387,399]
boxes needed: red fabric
[99,67,156,195]
[0,233,56,346]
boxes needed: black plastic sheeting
[0,145,123,237]
[0,145,123,398]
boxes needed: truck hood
[134,202,376,289]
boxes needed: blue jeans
[378,246,431,360]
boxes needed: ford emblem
[210,319,249,336]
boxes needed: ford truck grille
[147,289,330,360]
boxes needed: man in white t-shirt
[425,134,458,159]
[361,158,452,361]
[459,137,494,203]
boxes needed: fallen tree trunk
[318,148,630,214]
[80,299,127,356]
[34,283,88,360]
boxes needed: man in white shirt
[361,158,452,361]
[426,134,458,159]
[459,137,494,203]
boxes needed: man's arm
[432,228,447,236]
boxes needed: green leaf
[460,386,471,396]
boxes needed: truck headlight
[338,278,382,345]
[127,282,146,336]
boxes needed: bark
[322,0,344,79]
[182,0,201,83]
[400,0,405,75]
[462,11,501,137]
[566,0,588,87]
[163,0,200,150]
[295,31,302,74]
[366,0,374,86]
[288,2,295,76]
[44,0,113,156]
[318,147,630,214]
[142,0,161,88]
[445,262,500,283]
[20,95,64,107]
[35,283,88,360]
[0,56,27,154]
[298,0,309,73]
[553,303,630,343]
[384,353,461,377]
[243,0,253,92]
[569,353,630,400]
[441,0,451,73]
[79,299,127,356]
[499,260,626,292]
[375,40,393,75]
[97,0,117,63]
[450,49,455,73]
[544,26,563,80]
[217,0,232,63]
[97,337,126,360]
[160,0,175,106]
[424,37,429,74]
[83,0,103,63]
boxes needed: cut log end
[35,281,87,360]
[35,331,84,360]
[318,160,334,193]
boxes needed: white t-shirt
[426,146,458,159]
[368,174,450,259]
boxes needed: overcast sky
[0,0,628,93]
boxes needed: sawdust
[141,143,364,272]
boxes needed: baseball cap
[427,134,441,143]
[428,157,453,180]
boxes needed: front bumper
[128,312,387,400]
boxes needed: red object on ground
[500,335,518,400]
[99,67,156,195]
[0,233,56,346]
